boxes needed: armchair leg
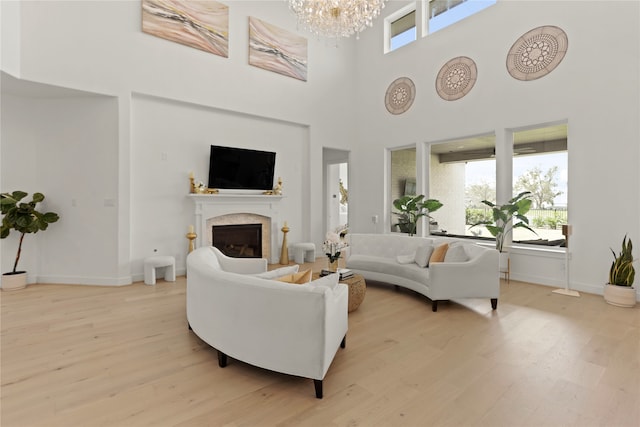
[341,335,346,349]
[217,350,227,368]
[491,298,498,310]
[314,379,323,399]
[432,300,438,312]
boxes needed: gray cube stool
[144,255,176,285]
[292,243,316,264]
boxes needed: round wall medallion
[436,56,477,101]
[385,77,416,115]
[506,25,568,81]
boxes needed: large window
[426,124,569,250]
[511,124,568,245]
[390,147,417,233]
[429,135,496,237]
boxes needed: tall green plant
[1,191,60,274]
[609,235,635,287]
[470,191,537,252]
[393,195,442,236]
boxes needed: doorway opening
[323,148,349,235]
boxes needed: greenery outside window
[428,124,568,250]
[390,147,417,233]
[429,134,496,237]
[511,124,568,246]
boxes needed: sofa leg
[217,350,227,368]
[394,285,400,292]
[491,298,498,310]
[314,379,323,399]
[432,300,438,312]
[188,322,192,331]
[341,335,346,349]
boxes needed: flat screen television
[208,145,276,190]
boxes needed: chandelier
[288,0,387,39]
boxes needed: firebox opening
[212,224,262,258]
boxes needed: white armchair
[186,246,348,398]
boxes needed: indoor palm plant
[471,191,537,253]
[392,195,442,236]
[470,191,537,274]
[604,235,636,307]
[1,191,60,290]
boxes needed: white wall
[1,92,120,284]
[0,0,21,76]
[130,93,309,279]
[1,94,38,280]
[351,0,640,297]
[1,1,357,284]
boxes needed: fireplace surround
[189,194,283,263]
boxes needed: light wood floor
[1,259,639,427]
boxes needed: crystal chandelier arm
[288,0,387,39]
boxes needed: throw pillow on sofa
[414,244,435,268]
[309,272,339,290]
[443,244,469,262]
[396,253,416,264]
[276,269,312,284]
[429,243,449,263]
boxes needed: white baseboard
[510,274,639,301]
[35,275,133,286]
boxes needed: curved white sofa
[186,246,348,398]
[346,233,499,312]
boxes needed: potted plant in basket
[1,191,60,290]
[470,191,537,272]
[392,195,443,236]
[604,235,636,307]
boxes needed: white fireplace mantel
[188,194,283,263]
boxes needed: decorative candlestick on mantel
[280,221,290,265]
[189,171,196,194]
[186,224,197,253]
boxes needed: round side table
[313,272,366,312]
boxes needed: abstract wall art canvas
[248,17,308,82]
[142,0,229,58]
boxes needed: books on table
[320,268,353,280]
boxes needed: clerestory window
[427,0,496,34]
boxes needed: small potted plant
[392,195,443,236]
[1,191,60,290]
[322,231,348,272]
[604,235,636,307]
[470,191,537,273]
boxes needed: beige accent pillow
[429,243,449,264]
[276,269,312,284]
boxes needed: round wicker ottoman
[313,272,366,312]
